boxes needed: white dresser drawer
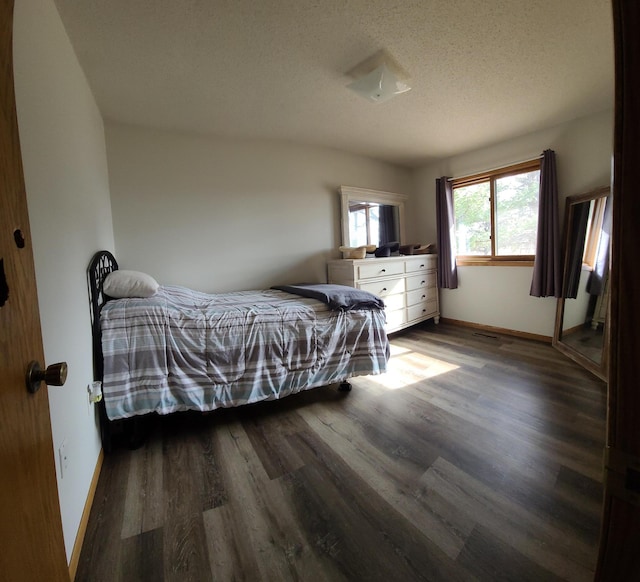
[405,256,436,274]
[382,293,405,311]
[359,277,405,298]
[385,308,407,331]
[407,300,438,322]
[358,261,405,280]
[407,288,435,307]
[406,273,436,292]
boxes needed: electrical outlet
[58,439,69,479]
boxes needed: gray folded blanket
[272,283,385,311]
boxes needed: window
[582,196,607,269]
[453,160,541,265]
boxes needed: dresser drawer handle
[382,287,388,292]
[421,280,426,285]
[422,294,426,299]
[420,264,425,268]
[381,268,386,273]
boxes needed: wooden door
[0,2,68,580]
[595,0,640,579]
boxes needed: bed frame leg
[98,399,148,452]
[339,381,352,392]
[126,417,148,450]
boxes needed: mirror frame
[553,185,610,381]
[339,186,407,248]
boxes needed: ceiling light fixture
[347,60,411,104]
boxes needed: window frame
[452,159,541,267]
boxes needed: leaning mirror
[340,186,407,247]
[553,186,610,381]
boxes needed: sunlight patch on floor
[371,349,460,390]
[389,344,412,356]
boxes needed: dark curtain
[378,205,396,245]
[565,201,591,299]
[586,194,612,295]
[530,149,562,297]
[436,177,458,289]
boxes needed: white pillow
[103,270,159,298]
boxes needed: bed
[88,251,390,450]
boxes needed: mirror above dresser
[339,186,407,248]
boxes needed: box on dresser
[328,255,439,334]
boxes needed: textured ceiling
[52,0,614,168]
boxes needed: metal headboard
[87,250,118,382]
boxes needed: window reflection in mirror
[348,202,399,247]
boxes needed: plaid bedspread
[100,285,389,420]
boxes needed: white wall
[106,123,412,292]
[13,0,114,563]
[412,110,613,337]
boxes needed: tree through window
[453,159,541,265]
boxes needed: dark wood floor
[76,322,606,582]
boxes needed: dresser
[328,255,440,333]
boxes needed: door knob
[26,361,68,394]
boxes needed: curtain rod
[446,154,544,181]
